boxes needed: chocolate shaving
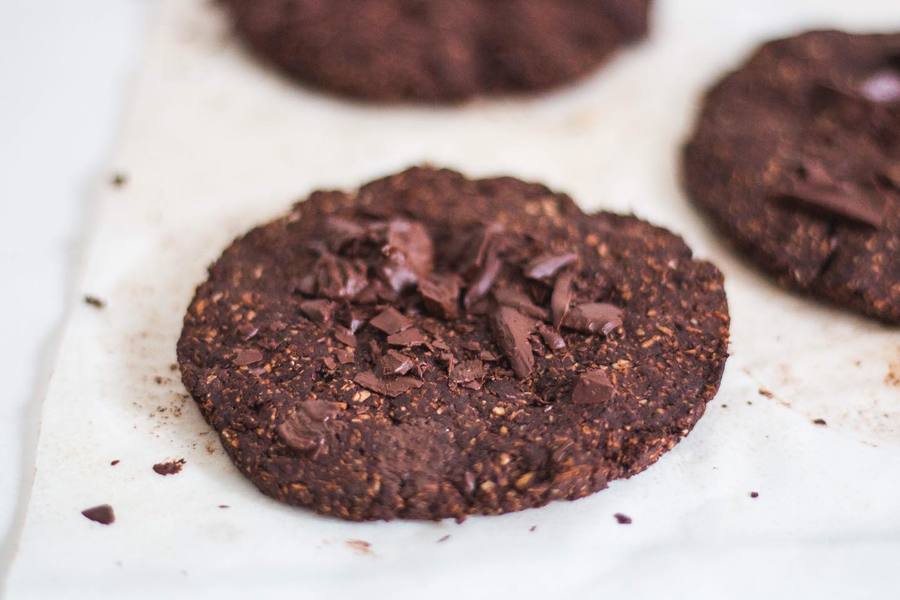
[354,370,423,397]
[524,252,578,281]
[233,348,263,366]
[563,303,623,335]
[81,505,115,525]
[370,307,413,335]
[299,299,335,324]
[491,306,536,379]
[572,370,614,404]
[551,270,575,329]
[387,327,427,347]
[314,254,369,300]
[419,274,461,320]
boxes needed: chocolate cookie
[683,30,900,323]
[177,167,729,521]
[222,0,652,102]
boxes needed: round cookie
[683,30,900,323]
[177,167,729,521]
[222,0,652,102]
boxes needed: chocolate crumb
[758,388,774,399]
[83,295,105,309]
[812,418,828,426]
[152,458,186,476]
[110,460,120,466]
[437,534,451,543]
[110,172,128,187]
[749,491,759,498]
[614,513,632,525]
[82,504,115,525]
[529,525,537,532]
[219,505,230,509]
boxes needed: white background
[0,0,153,575]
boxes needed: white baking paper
[6,0,900,598]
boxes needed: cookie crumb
[529,525,537,532]
[614,513,632,525]
[83,295,105,309]
[812,418,827,426]
[749,491,759,498]
[757,388,774,399]
[110,172,128,187]
[110,460,120,466]
[218,504,229,509]
[437,534,451,543]
[152,458,186,476]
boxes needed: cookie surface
[223,0,651,102]
[177,167,729,521]
[683,30,900,323]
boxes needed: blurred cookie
[223,0,651,101]
[177,167,729,521]
[684,30,900,322]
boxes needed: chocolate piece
[551,270,575,329]
[313,254,368,301]
[491,306,536,379]
[370,307,413,335]
[237,323,259,340]
[152,459,186,476]
[378,350,415,376]
[178,166,730,522]
[464,251,503,310]
[419,274,461,320]
[563,303,624,335]
[81,505,115,525]
[572,370,614,404]
[299,299,336,324]
[683,30,900,322]
[524,252,578,281]
[354,370,423,397]
[233,349,263,366]
[386,327,428,347]
[379,219,434,292]
[492,285,549,321]
[223,0,652,102]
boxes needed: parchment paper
[6,0,900,598]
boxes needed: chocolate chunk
[379,219,434,292]
[491,306,536,379]
[449,359,485,385]
[233,348,264,366]
[419,274,461,320]
[81,504,115,525]
[334,327,357,348]
[335,347,355,364]
[152,458,186,476]
[551,270,575,328]
[299,299,336,324]
[379,350,415,376]
[777,181,884,228]
[314,254,369,300]
[387,327,427,347]
[464,251,503,310]
[370,307,414,335]
[572,370,614,404]
[563,303,624,335]
[323,356,337,370]
[493,285,549,321]
[354,370,423,397]
[536,323,566,351]
[277,401,343,452]
[524,252,579,281]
